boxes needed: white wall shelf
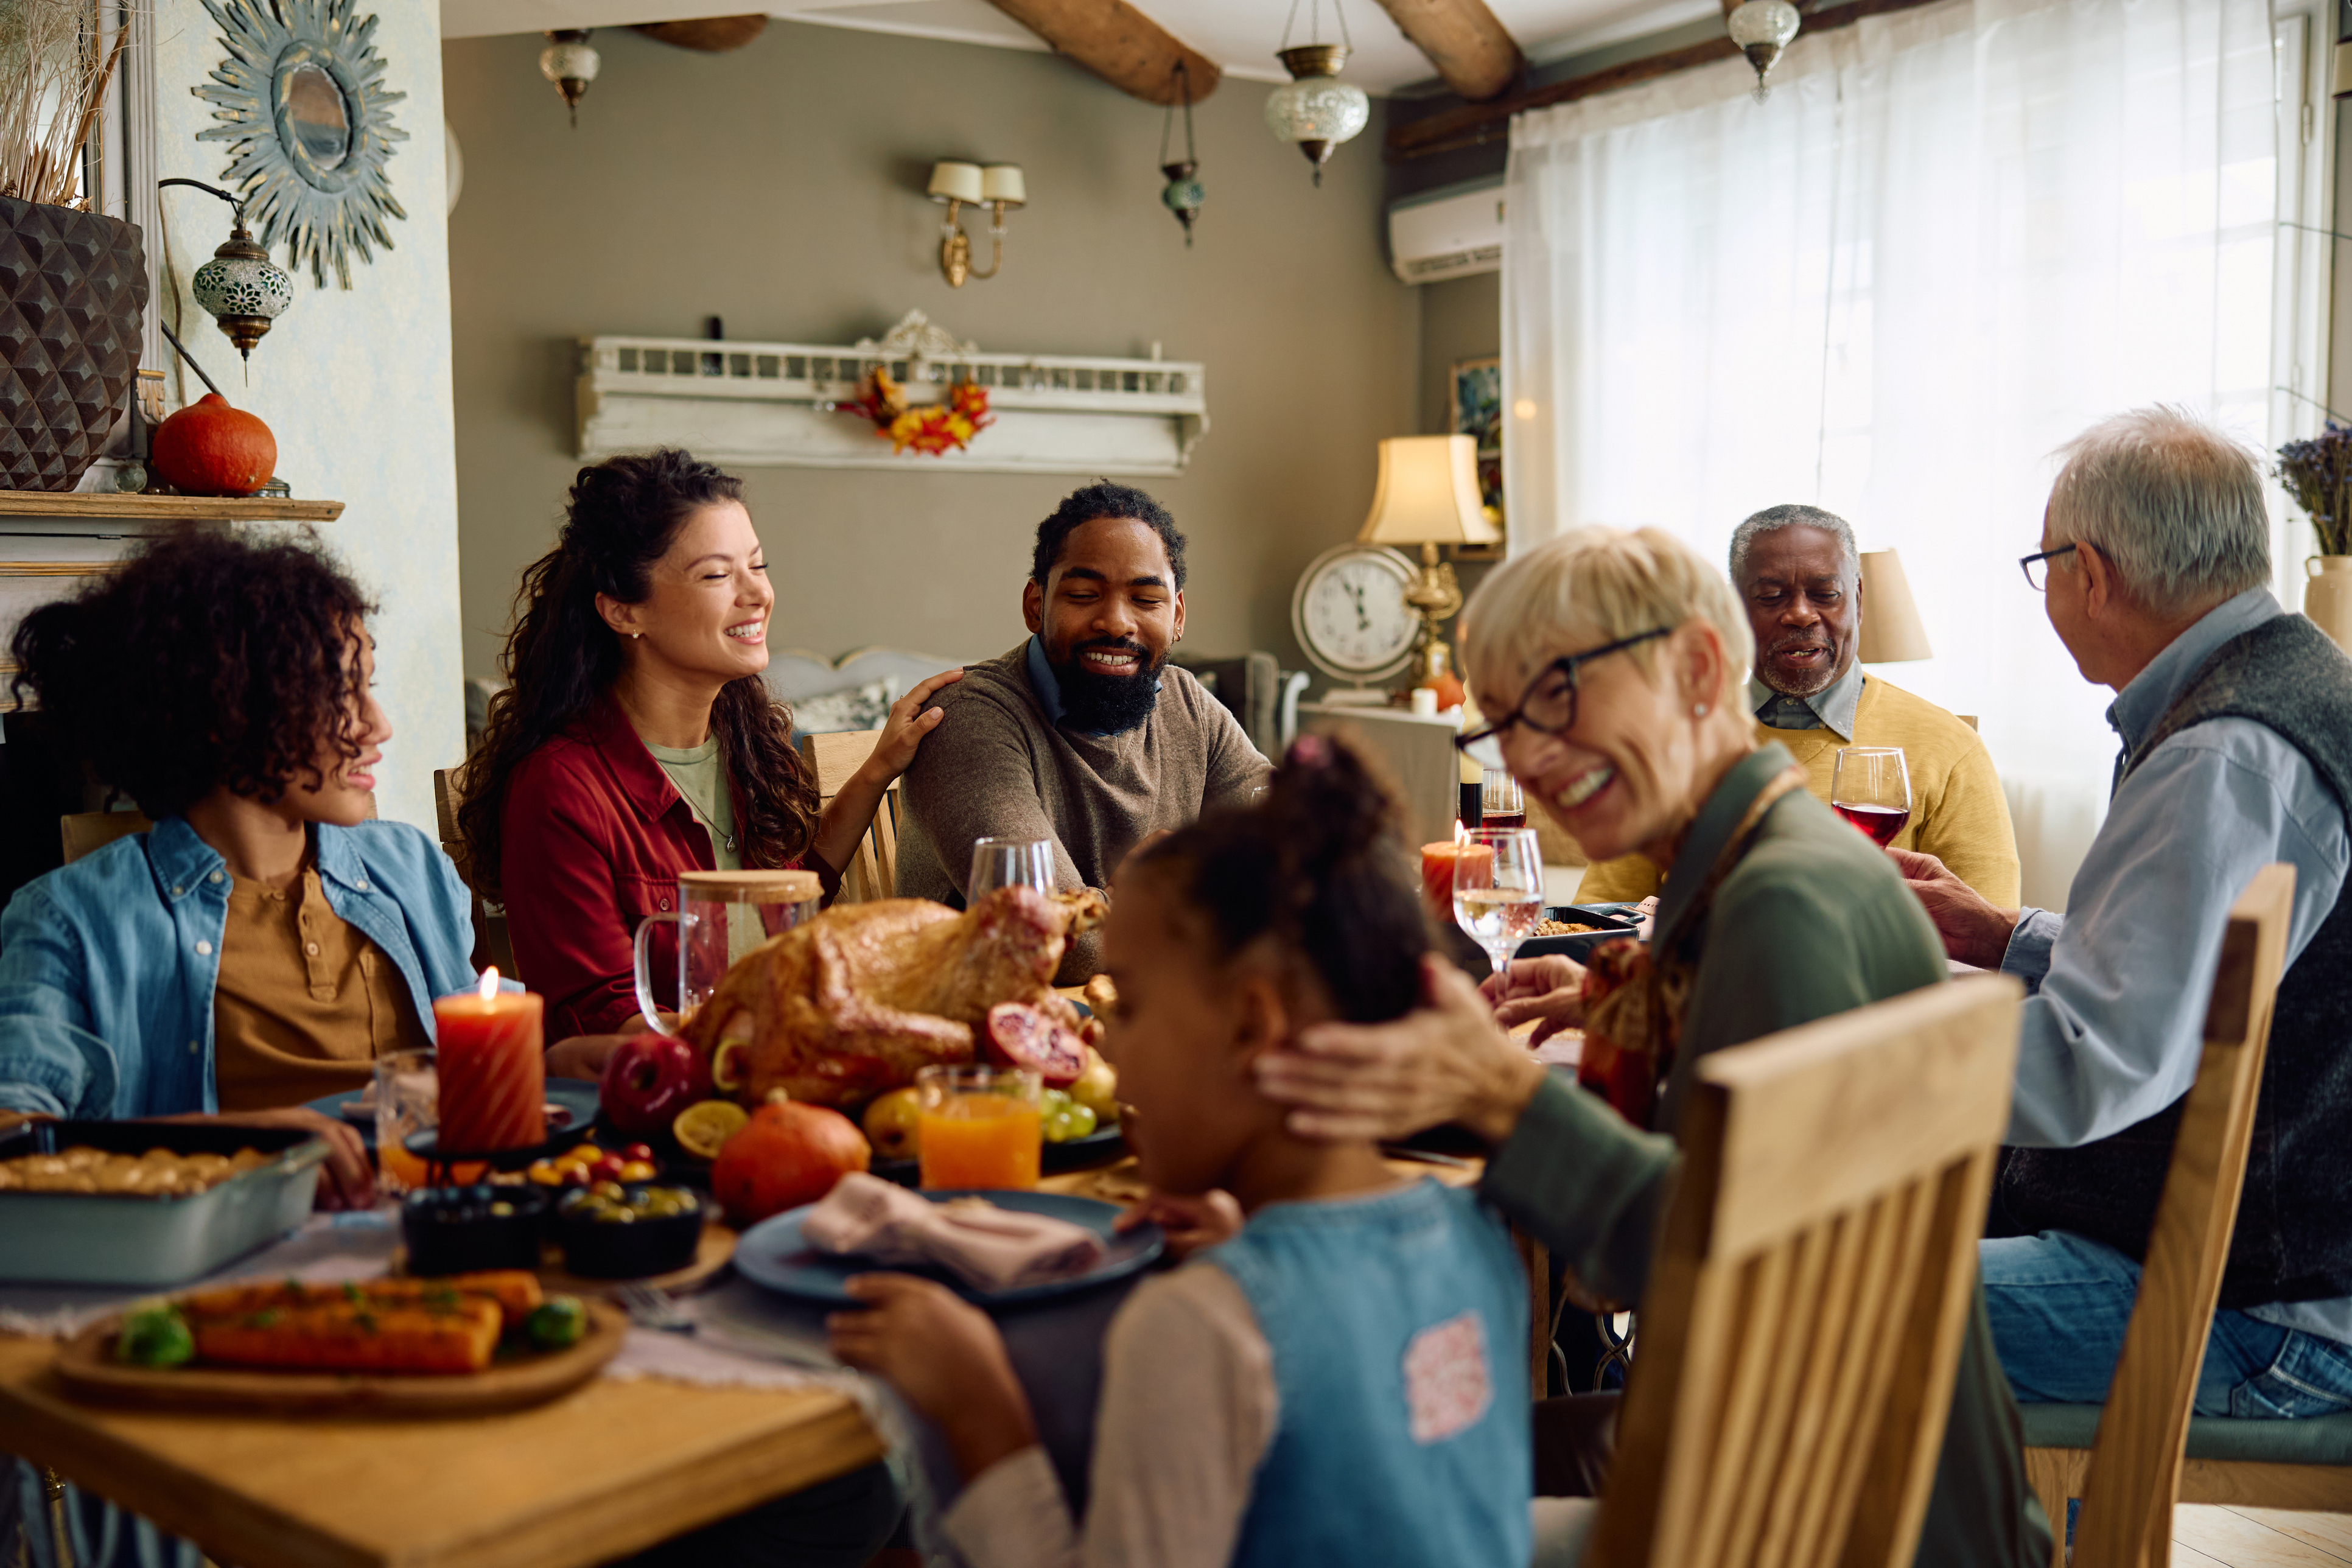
[576,310,1210,477]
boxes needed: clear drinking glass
[1453,827,1545,979]
[1480,767,1526,830]
[373,1048,438,1197]
[915,1063,1044,1191]
[969,836,1054,901]
[1830,747,1913,849]
[632,869,823,1035]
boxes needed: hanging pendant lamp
[1725,0,1801,100]
[1264,0,1369,186]
[1159,61,1205,245]
[540,30,600,127]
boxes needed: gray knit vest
[1997,612,2352,1309]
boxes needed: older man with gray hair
[1578,501,2019,905]
[1900,405,2352,1421]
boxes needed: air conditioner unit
[1387,179,1505,285]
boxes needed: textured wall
[154,0,463,833]
[440,24,1418,680]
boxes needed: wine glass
[1480,767,1525,830]
[1453,827,1545,979]
[1830,747,1913,848]
[969,836,1054,901]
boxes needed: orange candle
[1421,839,1493,924]
[432,971,545,1155]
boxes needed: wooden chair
[59,809,151,864]
[799,730,898,904]
[2016,864,2346,1566]
[433,767,515,976]
[1587,974,2024,1567]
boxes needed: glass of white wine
[1453,827,1546,980]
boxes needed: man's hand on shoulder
[1888,847,2020,968]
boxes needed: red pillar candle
[1421,840,1493,927]
[432,972,546,1155]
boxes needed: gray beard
[1759,646,1840,698]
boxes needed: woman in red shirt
[460,449,957,1057]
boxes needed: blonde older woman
[1254,527,2049,1568]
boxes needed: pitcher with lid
[631,869,821,1034]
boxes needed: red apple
[599,1034,712,1136]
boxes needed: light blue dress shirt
[1999,588,2352,1337]
[1749,662,1866,735]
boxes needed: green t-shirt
[645,736,741,873]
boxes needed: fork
[612,1281,695,1332]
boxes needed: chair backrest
[2070,863,2294,1568]
[61,810,152,864]
[799,729,895,903]
[1591,974,2025,1568]
[431,765,516,976]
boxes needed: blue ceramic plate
[735,1189,1162,1307]
[306,1078,602,1149]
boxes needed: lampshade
[980,164,1026,206]
[1357,435,1500,548]
[1857,548,1933,662]
[928,161,984,204]
[2334,37,2352,99]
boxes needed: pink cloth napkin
[801,1173,1107,1290]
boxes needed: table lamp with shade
[1357,434,1503,707]
[1857,548,1933,663]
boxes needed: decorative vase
[0,197,150,492]
[2304,556,2352,654]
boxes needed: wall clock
[1292,544,1420,685]
[194,0,410,289]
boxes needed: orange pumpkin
[710,1095,870,1225]
[150,394,276,497]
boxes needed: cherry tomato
[618,1160,657,1182]
[623,1143,656,1164]
[593,1155,627,1183]
[562,1164,591,1186]
[527,1161,562,1188]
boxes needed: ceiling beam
[1385,0,1939,158]
[979,0,1221,105]
[1370,0,1524,102]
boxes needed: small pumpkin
[150,394,276,497]
[710,1093,870,1225]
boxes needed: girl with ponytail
[827,737,1538,1567]
[462,450,959,1044]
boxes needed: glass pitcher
[631,869,821,1036]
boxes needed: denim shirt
[0,816,483,1119]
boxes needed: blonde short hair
[1459,527,1755,712]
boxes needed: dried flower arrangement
[0,0,131,208]
[841,364,993,457]
[2277,425,2352,558]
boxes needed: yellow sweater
[1575,675,2021,906]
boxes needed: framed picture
[1450,356,1504,551]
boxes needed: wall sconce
[928,161,1025,288]
[159,178,293,373]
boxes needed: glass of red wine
[1480,767,1526,830]
[1830,747,1913,848]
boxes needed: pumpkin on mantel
[150,394,276,497]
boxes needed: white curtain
[1501,0,2281,841]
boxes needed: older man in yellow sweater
[1578,504,2020,905]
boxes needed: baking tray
[0,1119,327,1287]
[1517,903,1643,964]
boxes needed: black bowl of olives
[401,1183,550,1275]
[553,1183,705,1279]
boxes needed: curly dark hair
[1031,482,1188,590]
[1135,735,1427,1024]
[9,527,374,819]
[459,448,821,900]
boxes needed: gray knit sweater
[895,642,1272,982]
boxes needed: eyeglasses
[2018,544,2079,592]
[1455,628,1673,754]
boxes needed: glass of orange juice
[915,1065,1043,1190]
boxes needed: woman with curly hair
[463,449,957,1053]
[0,528,480,1208]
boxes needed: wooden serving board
[52,1299,628,1416]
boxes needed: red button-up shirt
[499,696,832,1037]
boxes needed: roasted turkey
[685,886,1106,1108]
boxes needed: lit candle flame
[1454,820,1471,847]
[477,967,499,1001]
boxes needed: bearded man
[1577,504,2020,904]
[895,483,1270,981]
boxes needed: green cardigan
[1480,743,2050,1567]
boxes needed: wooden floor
[2176,1505,2352,1565]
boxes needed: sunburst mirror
[192,0,409,289]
